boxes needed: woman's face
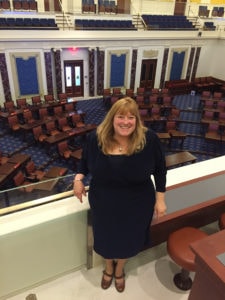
[113,111,136,137]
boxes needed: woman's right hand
[73,180,86,203]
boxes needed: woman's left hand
[154,192,166,219]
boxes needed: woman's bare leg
[101,258,114,289]
[104,258,114,276]
[114,258,126,277]
[114,258,127,292]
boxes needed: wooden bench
[166,151,197,169]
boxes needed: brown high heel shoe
[101,270,114,289]
[115,271,125,293]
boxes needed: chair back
[16,98,27,108]
[137,87,145,95]
[44,94,54,103]
[213,92,222,99]
[57,141,69,155]
[64,103,74,112]
[32,126,42,138]
[54,106,63,116]
[72,114,85,127]
[8,115,19,126]
[39,108,48,119]
[32,96,41,105]
[58,93,67,102]
[13,171,25,186]
[201,90,211,98]
[4,101,15,111]
[46,121,56,131]
[208,122,219,132]
[149,96,158,104]
[25,161,35,174]
[23,110,33,122]
[166,121,176,131]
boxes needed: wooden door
[140,59,157,90]
[64,61,84,98]
[44,0,61,12]
[117,0,130,14]
[174,0,187,16]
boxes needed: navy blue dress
[77,129,167,259]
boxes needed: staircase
[132,14,146,31]
[55,13,74,30]
[187,16,202,30]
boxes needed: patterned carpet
[0,95,224,207]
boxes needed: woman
[73,97,167,292]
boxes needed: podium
[188,230,225,300]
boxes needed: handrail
[0,180,90,216]
[57,0,71,30]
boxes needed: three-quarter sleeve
[151,132,167,192]
[77,130,98,176]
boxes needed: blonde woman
[74,97,167,292]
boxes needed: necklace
[118,145,123,152]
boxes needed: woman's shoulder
[145,128,158,140]
[87,129,98,147]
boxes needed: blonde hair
[97,97,147,155]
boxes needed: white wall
[1,156,224,299]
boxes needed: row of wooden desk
[44,124,97,153]
[0,154,31,188]
[1,99,77,119]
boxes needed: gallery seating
[142,14,196,31]
[82,0,96,13]
[75,19,136,30]
[198,5,210,17]
[0,17,58,30]
[203,22,216,31]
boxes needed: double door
[64,61,84,98]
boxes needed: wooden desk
[44,166,68,178]
[166,151,197,169]
[34,178,59,191]
[0,162,21,189]
[188,230,225,300]
[150,171,225,247]
[157,132,171,141]
[169,130,187,148]
[44,124,97,153]
[7,153,30,166]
